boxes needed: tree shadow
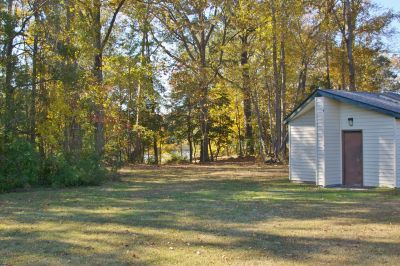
[1,164,400,264]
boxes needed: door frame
[342,130,363,187]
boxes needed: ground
[1,163,400,266]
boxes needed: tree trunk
[340,38,347,90]
[4,0,15,140]
[325,40,331,89]
[252,89,267,161]
[295,57,308,105]
[208,141,214,162]
[324,0,333,89]
[187,102,193,163]
[193,142,197,163]
[188,136,193,163]
[62,0,82,157]
[300,60,308,93]
[199,32,210,162]
[93,0,105,157]
[280,34,287,158]
[30,1,39,146]
[200,87,210,162]
[127,61,134,162]
[271,2,281,161]
[159,138,162,164]
[344,0,356,91]
[132,22,151,163]
[240,33,254,156]
[153,135,158,164]
[235,91,243,158]
[266,81,274,156]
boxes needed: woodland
[0,0,399,191]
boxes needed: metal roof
[284,89,400,124]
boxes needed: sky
[374,0,400,53]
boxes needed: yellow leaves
[36,83,69,147]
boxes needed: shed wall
[315,97,325,185]
[339,103,396,187]
[289,96,398,188]
[315,97,341,186]
[289,107,316,183]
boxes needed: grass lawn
[1,163,400,265]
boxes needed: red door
[342,131,363,187]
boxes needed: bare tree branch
[101,0,127,51]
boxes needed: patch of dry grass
[1,163,400,265]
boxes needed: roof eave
[284,89,400,124]
[284,89,320,124]
[319,90,400,119]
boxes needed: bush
[0,139,40,192]
[74,153,106,186]
[40,153,106,188]
[146,156,158,165]
[40,154,75,186]
[0,139,107,193]
[165,153,188,164]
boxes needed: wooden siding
[316,97,341,186]
[339,103,396,187]
[289,107,316,183]
[315,97,325,185]
[290,96,398,188]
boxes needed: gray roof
[285,89,400,123]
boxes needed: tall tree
[153,0,225,162]
[271,0,281,160]
[3,0,16,140]
[91,0,126,157]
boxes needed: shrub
[146,156,158,165]
[0,139,40,192]
[40,152,106,188]
[74,153,106,186]
[40,154,76,187]
[165,153,188,164]
[0,139,107,193]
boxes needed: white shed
[285,89,400,188]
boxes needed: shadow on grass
[1,164,400,264]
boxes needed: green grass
[1,163,400,265]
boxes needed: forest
[0,0,399,191]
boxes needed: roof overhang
[284,90,319,124]
[284,89,400,124]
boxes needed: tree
[1,0,399,192]
[89,0,126,157]
[153,0,226,162]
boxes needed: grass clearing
[1,163,400,265]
